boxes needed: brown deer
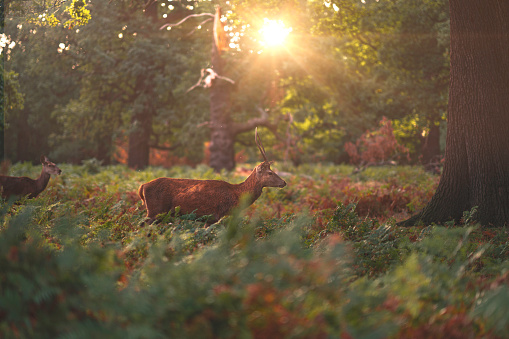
[0,156,62,200]
[138,128,287,225]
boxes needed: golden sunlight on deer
[138,128,286,226]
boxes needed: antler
[255,127,269,163]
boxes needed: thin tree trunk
[16,111,31,162]
[401,0,509,227]
[421,119,441,170]
[127,0,157,170]
[128,111,152,169]
[209,42,235,172]
[96,135,111,165]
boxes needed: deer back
[0,176,37,199]
[138,128,286,224]
[139,177,241,223]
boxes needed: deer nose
[58,169,62,175]
[279,181,286,188]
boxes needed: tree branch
[159,13,214,30]
[186,18,214,36]
[231,107,279,138]
[353,31,379,52]
[186,68,235,93]
[143,0,156,11]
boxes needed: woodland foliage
[1,163,508,338]
[4,0,449,166]
[344,117,410,166]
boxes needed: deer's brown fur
[138,129,286,224]
[0,156,62,200]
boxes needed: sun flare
[259,19,292,47]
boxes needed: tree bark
[126,0,157,170]
[420,119,441,167]
[206,9,278,172]
[209,41,236,172]
[96,134,111,165]
[15,110,32,162]
[128,110,152,169]
[401,0,509,227]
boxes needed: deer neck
[34,169,51,196]
[237,171,263,204]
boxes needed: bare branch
[143,0,155,10]
[198,107,276,135]
[211,70,235,85]
[186,69,208,94]
[196,121,213,128]
[231,107,279,138]
[185,18,214,36]
[159,13,214,30]
[185,68,235,93]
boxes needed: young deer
[0,156,62,200]
[138,128,287,225]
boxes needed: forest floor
[2,162,508,338]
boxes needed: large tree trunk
[401,0,509,227]
[206,7,278,172]
[209,42,235,172]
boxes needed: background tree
[5,0,210,166]
[4,0,453,170]
[4,0,90,163]
[5,16,80,162]
[2,0,91,162]
[165,0,306,171]
[55,0,185,168]
[309,0,449,164]
[401,0,509,227]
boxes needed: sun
[259,19,292,48]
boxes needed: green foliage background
[4,0,450,165]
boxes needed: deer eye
[268,172,273,175]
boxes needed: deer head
[41,155,62,176]
[255,128,286,188]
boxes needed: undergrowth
[1,162,508,338]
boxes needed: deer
[138,128,287,225]
[0,155,62,200]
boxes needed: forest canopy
[3,0,449,168]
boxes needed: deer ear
[40,155,46,164]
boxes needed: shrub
[345,117,410,165]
